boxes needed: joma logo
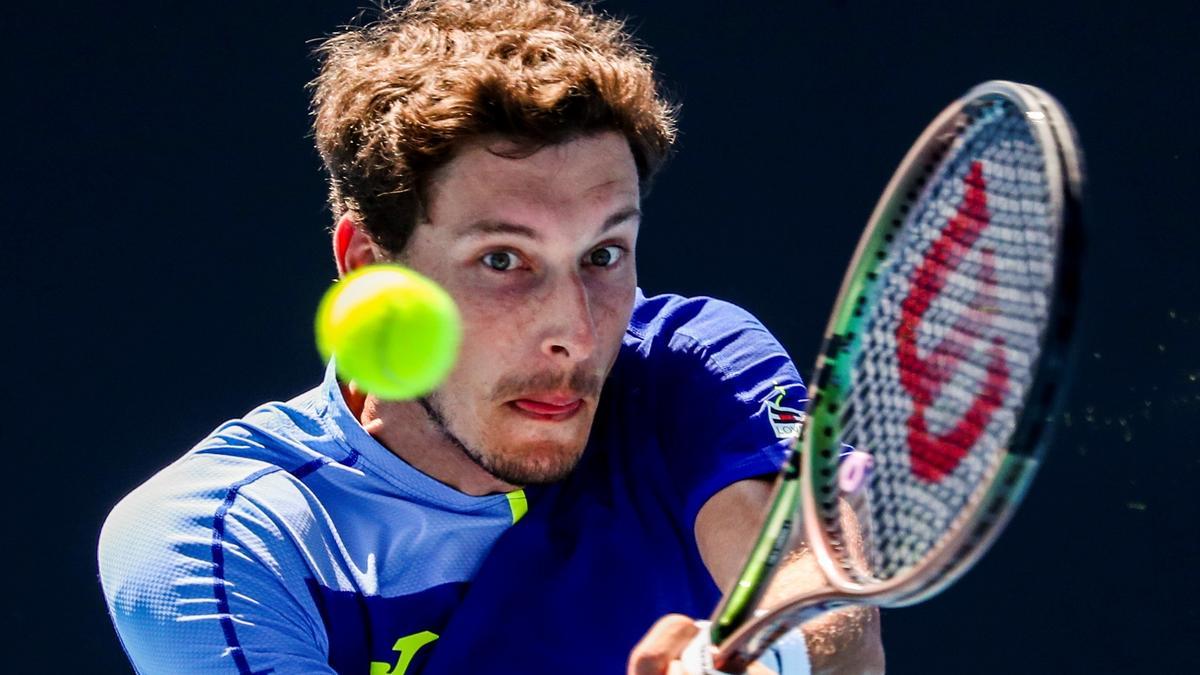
[369,631,439,675]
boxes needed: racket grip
[684,619,813,675]
[680,621,728,675]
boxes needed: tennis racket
[690,80,1084,673]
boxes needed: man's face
[397,131,640,485]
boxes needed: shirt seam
[210,465,286,675]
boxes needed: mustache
[491,366,604,401]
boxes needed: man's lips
[510,397,584,420]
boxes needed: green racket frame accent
[710,449,802,641]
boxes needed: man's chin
[470,406,595,485]
[473,439,588,486]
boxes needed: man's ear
[333,215,379,276]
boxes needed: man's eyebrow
[600,206,642,233]
[459,221,542,240]
[458,206,641,240]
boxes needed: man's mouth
[509,397,584,421]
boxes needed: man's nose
[539,273,598,362]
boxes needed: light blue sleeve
[98,464,334,674]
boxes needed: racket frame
[709,80,1084,671]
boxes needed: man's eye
[587,245,623,267]
[481,251,520,271]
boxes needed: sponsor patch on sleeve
[757,383,808,440]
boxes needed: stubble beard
[417,391,589,487]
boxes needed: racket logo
[896,161,1010,482]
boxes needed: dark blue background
[4,1,1196,672]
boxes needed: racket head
[802,80,1083,600]
[714,80,1083,670]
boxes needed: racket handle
[680,621,728,675]
[683,620,813,675]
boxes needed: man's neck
[340,382,517,497]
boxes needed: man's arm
[696,477,884,673]
[629,478,885,675]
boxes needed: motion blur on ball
[315,264,462,400]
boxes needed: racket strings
[820,97,1058,584]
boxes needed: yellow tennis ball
[315,264,462,400]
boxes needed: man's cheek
[597,301,634,358]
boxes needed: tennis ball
[315,264,462,400]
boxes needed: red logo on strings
[895,161,1010,482]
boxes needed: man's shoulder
[102,432,322,527]
[627,289,771,353]
[98,388,348,565]
[94,395,351,674]
[613,289,804,421]
[98,435,321,564]
[141,385,342,486]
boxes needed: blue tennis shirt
[98,290,807,674]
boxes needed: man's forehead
[425,131,640,226]
[437,132,635,187]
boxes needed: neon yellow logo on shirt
[369,630,439,675]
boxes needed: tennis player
[97,2,883,673]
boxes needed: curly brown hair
[310,0,678,253]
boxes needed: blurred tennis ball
[315,264,461,400]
